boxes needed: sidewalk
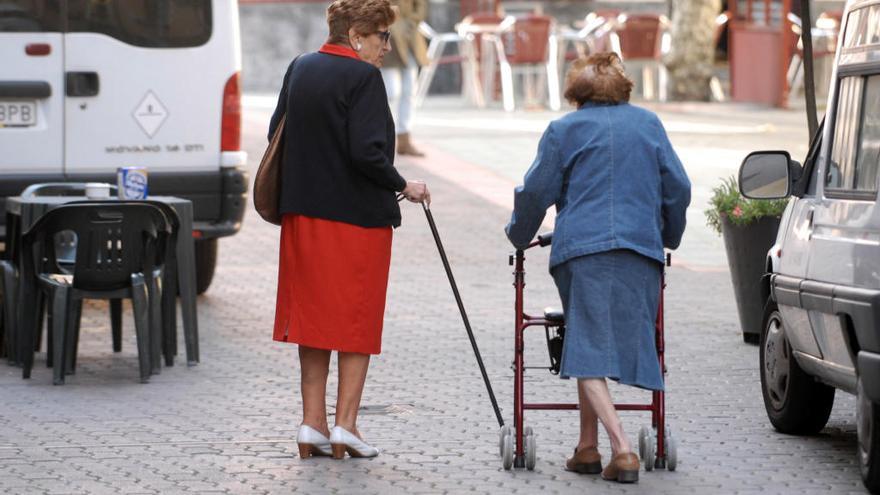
[0,99,862,495]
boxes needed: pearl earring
[356,41,362,51]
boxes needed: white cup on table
[85,182,111,199]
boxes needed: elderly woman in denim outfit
[505,52,690,483]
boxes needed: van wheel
[760,299,835,434]
[194,239,218,295]
[858,378,880,493]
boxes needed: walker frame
[499,233,677,472]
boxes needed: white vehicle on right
[739,2,880,492]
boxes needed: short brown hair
[563,52,634,107]
[326,0,396,45]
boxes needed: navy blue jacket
[269,51,407,228]
[505,102,691,267]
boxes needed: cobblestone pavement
[0,98,866,494]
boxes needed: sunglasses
[376,30,391,43]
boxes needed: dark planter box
[721,215,781,340]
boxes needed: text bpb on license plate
[0,101,37,127]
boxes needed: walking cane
[420,201,505,427]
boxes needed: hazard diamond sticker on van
[132,91,169,138]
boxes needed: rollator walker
[498,232,678,472]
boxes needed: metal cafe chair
[416,12,506,108]
[614,13,671,101]
[786,11,841,106]
[486,13,561,111]
[20,203,169,384]
[710,10,732,102]
[414,21,471,107]
[557,11,622,62]
[414,0,500,107]
[556,11,622,94]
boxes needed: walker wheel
[665,428,678,472]
[498,425,511,457]
[642,427,656,472]
[524,427,536,471]
[638,426,650,460]
[501,431,514,470]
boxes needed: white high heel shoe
[296,425,332,458]
[329,426,379,459]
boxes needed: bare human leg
[299,345,331,436]
[579,378,633,456]
[335,351,371,437]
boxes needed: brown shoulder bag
[254,56,301,226]
[253,114,285,225]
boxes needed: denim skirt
[550,249,664,391]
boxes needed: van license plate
[0,101,37,127]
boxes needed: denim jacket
[505,102,691,268]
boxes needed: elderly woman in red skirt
[268,0,429,460]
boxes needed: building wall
[239,2,329,93]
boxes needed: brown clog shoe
[565,447,602,474]
[601,452,640,483]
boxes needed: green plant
[705,176,789,235]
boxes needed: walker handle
[537,232,553,247]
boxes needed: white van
[0,0,248,293]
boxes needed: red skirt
[273,214,392,354]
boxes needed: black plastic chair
[22,183,118,268]
[145,200,181,367]
[4,182,115,365]
[0,259,15,362]
[20,182,118,198]
[20,203,169,384]
[65,200,181,369]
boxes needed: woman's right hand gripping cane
[402,180,431,206]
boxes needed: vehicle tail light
[221,72,241,152]
[25,43,51,56]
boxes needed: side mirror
[739,151,793,199]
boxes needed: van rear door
[0,1,64,176]
[63,0,232,176]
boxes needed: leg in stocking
[299,345,331,436]
[336,351,371,437]
[579,378,633,456]
[577,381,600,451]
